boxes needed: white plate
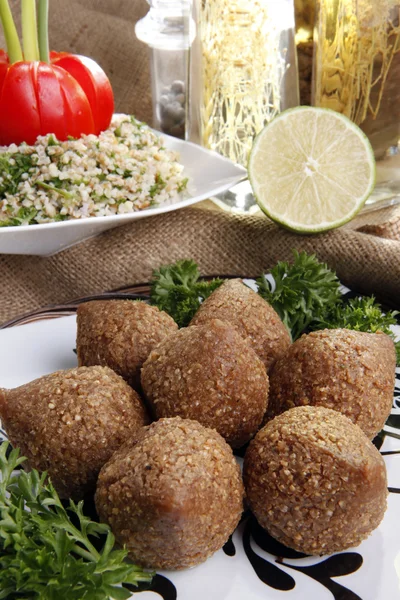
[0,287,399,600]
[0,135,246,256]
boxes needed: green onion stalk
[38,0,49,62]
[21,0,39,60]
[0,0,50,63]
[0,0,23,62]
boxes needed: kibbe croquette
[189,279,291,371]
[77,300,178,390]
[95,417,244,570]
[244,406,388,555]
[0,366,149,499]
[141,319,269,448]
[266,329,396,439]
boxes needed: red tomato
[0,50,8,91]
[0,52,114,146]
[51,52,114,134]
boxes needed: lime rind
[248,107,376,234]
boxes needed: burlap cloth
[1,0,400,324]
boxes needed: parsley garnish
[0,442,153,599]
[47,135,59,147]
[148,174,167,199]
[0,152,36,197]
[256,250,342,341]
[129,116,144,129]
[150,253,400,364]
[150,259,223,327]
[0,206,38,227]
[177,177,188,193]
[314,295,400,363]
[54,213,69,222]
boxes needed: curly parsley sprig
[313,295,400,363]
[256,250,342,341]
[0,442,153,599]
[150,259,223,327]
[150,253,400,365]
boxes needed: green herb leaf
[150,254,400,364]
[0,442,153,599]
[0,205,38,227]
[54,213,69,222]
[257,250,342,341]
[312,295,400,364]
[0,152,36,197]
[47,134,59,147]
[150,259,223,327]
[177,177,188,193]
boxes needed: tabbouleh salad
[0,114,189,227]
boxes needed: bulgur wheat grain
[0,114,189,226]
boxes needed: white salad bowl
[0,132,247,256]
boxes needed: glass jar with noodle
[313,0,400,204]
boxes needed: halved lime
[248,107,376,233]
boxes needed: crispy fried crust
[190,279,291,371]
[244,406,388,555]
[95,417,244,570]
[266,329,396,439]
[141,319,269,448]
[0,366,149,499]
[77,300,178,390]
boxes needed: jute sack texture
[1,204,400,323]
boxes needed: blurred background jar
[312,0,400,205]
[135,0,195,139]
[294,0,315,106]
[188,0,299,168]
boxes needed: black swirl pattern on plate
[391,370,400,415]
[129,575,177,600]
[242,515,296,591]
[223,535,236,557]
[382,443,400,494]
[241,515,363,599]
[383,365,400,443]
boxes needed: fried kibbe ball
[95,417,244,570]
[77,300,178,390]
[0,366,149,499]
[141,319,269,448]
[189,279,291,371]
[266,329,396,439]
[244,406,388,555]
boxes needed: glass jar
[189,0,299,167]
[295,0,315,105]
[313,0,400,206]
[135,0,195,139]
